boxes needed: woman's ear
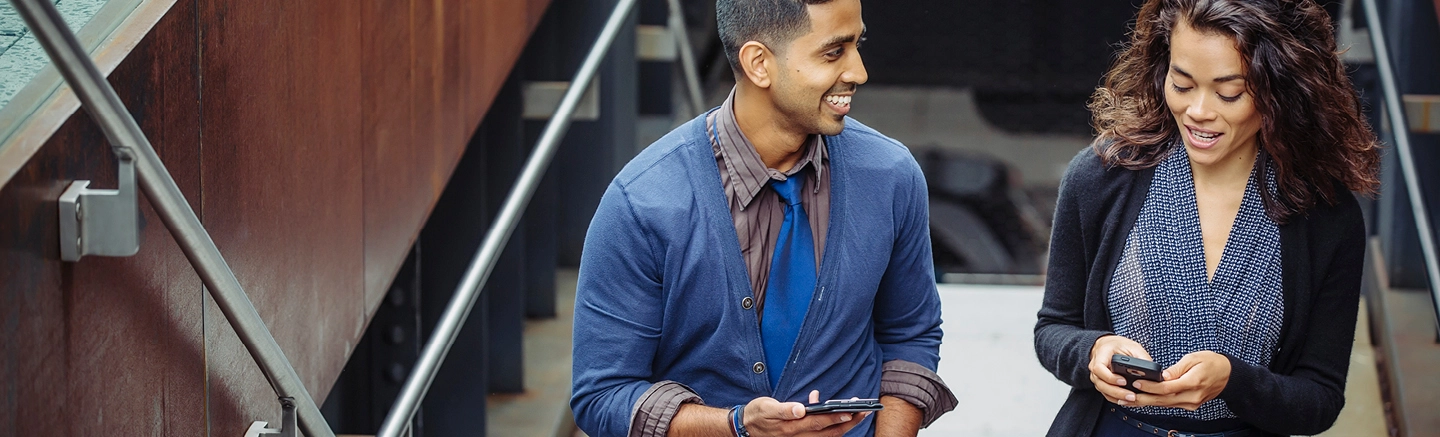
[738,41,773,89]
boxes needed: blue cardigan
[571,113,945,436]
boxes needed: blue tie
[761,174,817,389]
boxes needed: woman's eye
[1218,93,1242,102]
[1171,83,1192,93]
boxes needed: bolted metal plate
[58,154,140,261]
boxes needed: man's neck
[733,85,809,172]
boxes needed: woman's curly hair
[1089,0,1380,223]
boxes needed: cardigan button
[752,362,765,374]
[741,297,754,310]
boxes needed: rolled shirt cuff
[880,359,958,427]
[629,380,704,437]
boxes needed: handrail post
[667,0,706,116]
[1360,0,1440,333]
[373,0,639,435]
[7,0,335,435]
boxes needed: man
[571,0,955,435]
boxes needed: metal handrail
[1360,0,1440,328]
[8,0,334,436]
[374,0,639,435]
[667,0,706,116]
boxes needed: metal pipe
[667,0,706,116]
[374,0,638,435]
[1361,0,1440,330]
[8,1,335,436]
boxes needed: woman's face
[1164,20,1263,168]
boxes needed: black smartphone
[1110,354,1164,393]
[804,398,885,414]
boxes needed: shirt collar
[709,88,828,210]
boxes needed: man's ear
[737,41,774,89]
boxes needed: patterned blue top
[1108,145,1284,420]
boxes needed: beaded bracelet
[730,404,750,437]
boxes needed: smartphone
[1110,354,1163,393]
[804,398,885,414]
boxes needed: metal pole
[8,1,335,436]
[374,0,638,435]
[1361,0,1440,331]
[667,0,706,116]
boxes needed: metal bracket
[58,150,140,261]
[244,397,298,437]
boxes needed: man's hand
[743,390,870,437]
[668,390,869,437]
[1129,351,1231,410]
[1088,334,1153,407]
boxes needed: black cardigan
[1033,149,1367,437]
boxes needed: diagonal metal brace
[59,149,141,261]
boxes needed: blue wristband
[730,404,750,437]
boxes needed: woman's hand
[1130,351,1231,411]
[1088,335,1153,406]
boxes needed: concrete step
[487,269,580,437]
[1365,238,1440,437]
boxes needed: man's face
[770,0,868,136]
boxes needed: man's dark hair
[716,0,835,72]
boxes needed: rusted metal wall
[0,0,549,434]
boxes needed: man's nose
[844,50,868,85]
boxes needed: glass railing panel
[0,0,141,163]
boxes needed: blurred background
[0,0,1436,435]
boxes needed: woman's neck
[1190,145,1258,193]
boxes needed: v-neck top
[1107,146,1284,421]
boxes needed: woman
[1034,0,1380,436]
